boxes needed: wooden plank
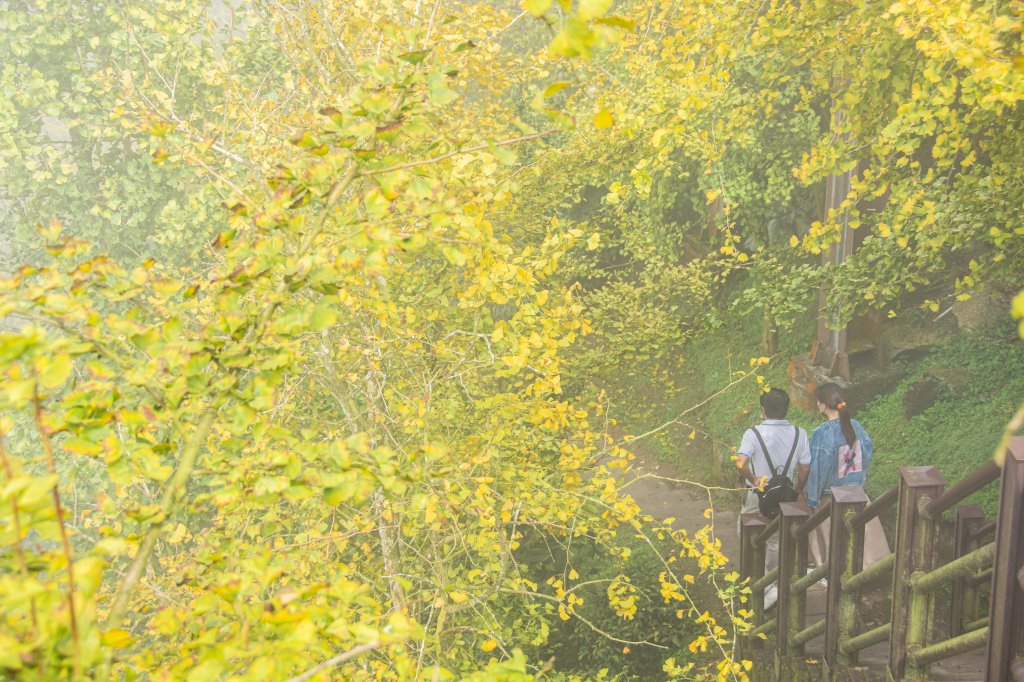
[778,501,810,660]
[889,466,945,681]
[826,486,868,668]
[951,505,985,637]
[986,437,1024,681]
[740,512,768,657]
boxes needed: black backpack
[751,426,800,519]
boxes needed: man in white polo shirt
[734,388,811,609]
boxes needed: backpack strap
[780,426,799,478]
[752,426,800,477]
[750,427,775,477]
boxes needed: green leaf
[309,300,339,331]
[595,16,635,29]
[38,353,73,388]
[398,50,430,64]
[11,474,58,510]
[542,81,570,98]
[428,73,459,106]
[254,476,290,496]
[2,378,36,408]
[488,141,518,166]
[578,0,613,20]
[74,556,106,596]
[101,629,133,649]
[524,0,552,17]
[443,246,467,266]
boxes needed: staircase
[738,437,1024,681]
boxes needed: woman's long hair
[815,382,857,447]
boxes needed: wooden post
[838,490,873,668]
[740,512,768,656]
[889,466,945,681]
[825,486,868,669]
[951,505,985,638]
[986,437,1024,681]
[777,503,810,662]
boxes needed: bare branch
[357,130,557,178]
[284,640,383,682]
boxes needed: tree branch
[33,389,80,680]
[284,640,382,682]
[357,130,557,178]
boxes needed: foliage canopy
[1,0,1023,680]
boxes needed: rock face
[788,352,902,416]
[951,290,1002,331]
[786,309,967,418]
[788,353,849,413]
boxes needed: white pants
[738,490,779,573]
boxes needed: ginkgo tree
[5,0,1022,679]
[0,2,757,681]
[508,0,1024,416]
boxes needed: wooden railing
[739,436,1024,681]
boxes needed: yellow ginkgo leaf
[101,629,133,649]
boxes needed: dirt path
[611,439,741,564]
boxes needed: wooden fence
[738,436,1024,681]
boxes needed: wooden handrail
[751,566,779,594]
[738,512,768,659]
[824,486,869,666]
[891,466,945,680]
[794,502,830,538]
[751,617,777,638]
[841,622,891,656]
[842,551,895,594]
[846,484,898,530]
[754,514,781,546]
[793,562,828,593]
[735,437,1024,681]
[909,627,989,667]
[952,504,987,638]
[963,617,988,632]
[965,567,992,587]
[777,501,811,665]
[910,542,995,594]
[791,619,826,647]
[923,461,1001,520]
[969,519,997,541]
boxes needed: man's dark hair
[760,388,790,419]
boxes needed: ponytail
[814,382,857,447]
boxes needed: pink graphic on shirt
[838,441,863,477]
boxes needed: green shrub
[859,322,1024,514]
[518,530,707,680]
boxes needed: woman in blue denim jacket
[806,383,890,567]
[806,384,872,509]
